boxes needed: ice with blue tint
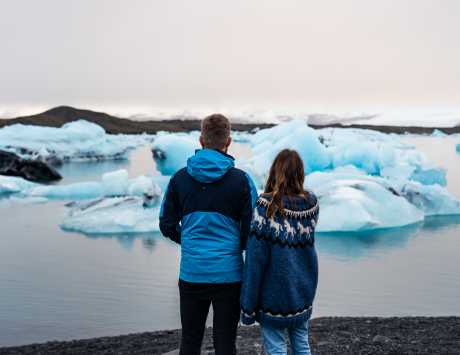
[0,175,37,195]
[0,169,163,201]
[3,120,460,234]
[305,169,425,232]
[151,132,200,175]
[240,121,446,187]
[432,129,447,137]
[238,120,331,187]
[409,167,447,186]
[29,170,161,200]
[397,181,460,216]
[457,143,460,153]
[0,120,148,162]
[61,197,160,234]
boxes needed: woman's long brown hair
[264,149,306,218]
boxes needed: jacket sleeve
[239,173,258,250]
[240,232,270,325]
[159,176,181,244]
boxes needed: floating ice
[240,120,331,186]
[61,196,160,234]
[240,121,447,187]
[0,120,147,163]
[432,129,447,137]
[305,170,424,232]
[0,169,162,201]
[397,182,460,216]
[457,144,460,153]
[151,133,200,175]
[28,170,161,200]
[0,175,36,195]
[409,167,447,186]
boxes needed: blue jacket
[240,192,319,327]
[159,148,257,283]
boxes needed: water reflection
[316,224,421,260]
[317,215,460,260]
[66,230,161,251]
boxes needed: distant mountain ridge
[0,106,274,134]
[1,106,459,135]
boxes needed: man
[159,114,257,355]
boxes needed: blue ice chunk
[244,120,331,186]
[330,142,396,175]
[398,181,460,216]
[151,133,200,175]
[431,129,447,137]
[305,170,424,232]
[409,167,447,186]
[0,175,37,195]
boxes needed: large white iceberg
[305,170,424,232]
[239,121,446,188]
[0,120,148,162]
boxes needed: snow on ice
[0,120,149,162]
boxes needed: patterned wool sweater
[240,192,319,327]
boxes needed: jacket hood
[187,149,235,183]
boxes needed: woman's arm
[240,231,270,325]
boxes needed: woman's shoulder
[256,191,318,212]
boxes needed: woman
[240,149,319,355]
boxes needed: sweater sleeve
[159,176,181,244]
[240,231,270,325]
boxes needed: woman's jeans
[261,321,311,355]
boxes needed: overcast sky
[1,0,459,116]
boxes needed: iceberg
[397,182,460,216]
[151,133,200,175]
[0,169,163,201]
[432,129,447,137]
[28,170,162,200]
[305,170,424,232]
[0,175,37,195]
[61,196,160,234]
[241,121,447,187]
[240,120,331,187]
[0,120,147,163]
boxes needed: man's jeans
[178,280,241,355]
[261,321,311,355]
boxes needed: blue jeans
[261,321,311,355]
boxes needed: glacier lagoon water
[1,138,460,346]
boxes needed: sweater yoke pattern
[251,196,319,248]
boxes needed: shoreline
[1,106,459,135]
[1,317,459,354]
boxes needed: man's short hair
[201,114,231,150]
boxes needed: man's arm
[240,173,258,250]
[159,176,181,244]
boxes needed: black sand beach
[1,106,459,135]
[1,317,459,354]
